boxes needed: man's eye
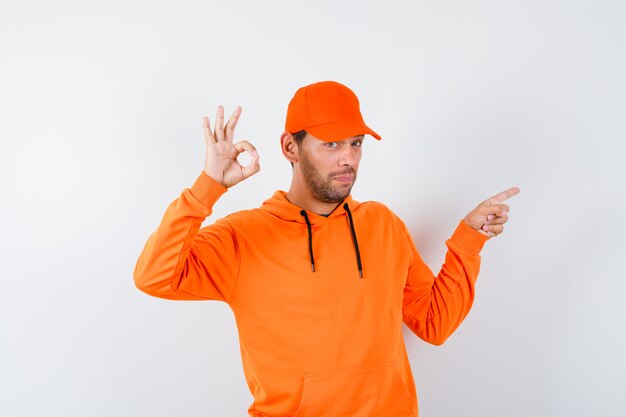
[352,141,363,147]
[325,142,338,148]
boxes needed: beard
[299,150,356,203]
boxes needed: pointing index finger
[485,187,520,205]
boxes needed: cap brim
[306,119,381,142]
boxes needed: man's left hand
[463,187,520,238]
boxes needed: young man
[133,81,519,417]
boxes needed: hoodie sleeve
[401,220,489,345]
[133,171,240,302]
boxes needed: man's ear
[280,131,299,164]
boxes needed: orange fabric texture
[133,171,489,417]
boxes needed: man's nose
[338,146,357,166]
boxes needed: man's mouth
[333,175,354,183]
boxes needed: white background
[1,0,625,416]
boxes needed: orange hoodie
[134,171,489,417]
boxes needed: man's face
[297,133,364,203]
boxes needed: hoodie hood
[260,190,364,278]
[260,190,361,224]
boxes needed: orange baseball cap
[285,81,381,142]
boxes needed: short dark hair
[293,130,307,145]
[290,130,307,167]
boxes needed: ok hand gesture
[463,187,520,238]
[203,105,260,188]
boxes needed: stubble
[299,150,356,203]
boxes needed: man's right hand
[203,105,260,188]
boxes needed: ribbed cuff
[447,220,489,255]
[189,171,228,206]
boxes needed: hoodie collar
[260,190,364,278]
[261,190,360,224]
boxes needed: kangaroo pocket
[292,363,417,417]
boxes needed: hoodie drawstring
[299,205,363,279]
[343,203,363,278]
[300,210,316,272]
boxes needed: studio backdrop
[1,0,625,416]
